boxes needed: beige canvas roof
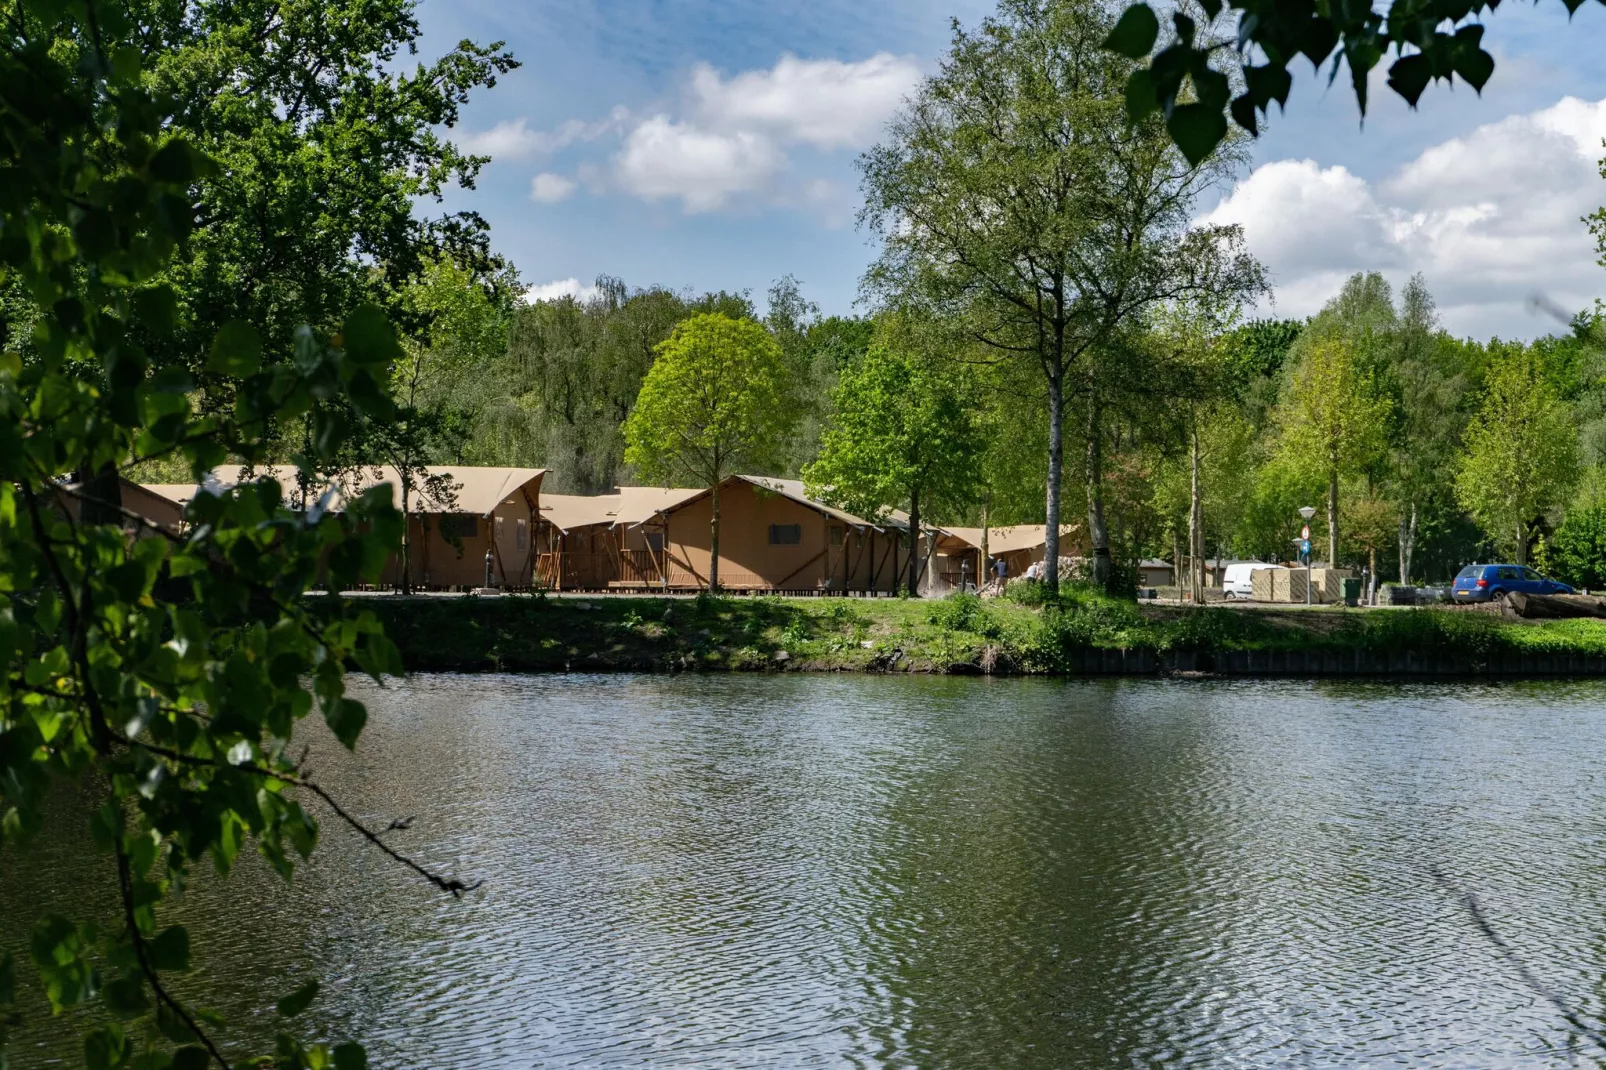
[944,523,1081,555]
[634,475,883,531]
[735,476,882,530]
[540,486,704,532]
[191,465,544,517]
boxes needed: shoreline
[330,591,1606,679]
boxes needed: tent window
[769,524,802,545]
[515,517,528,549]
[495,516,505,542]
[829,526,844,546]
[439,515,478,539]
[644,531,665,552]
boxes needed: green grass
[330,586,1606,674]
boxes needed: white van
[1223,562,1277,600]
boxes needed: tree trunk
[400,477,412,595]
[1398,500,1416,586]
[1043,368,1064,596]
[1369,545,1377,604]
[709,479,721,591]
[1172,527,1182,598]
[1190,420,1204,605]
[980,496,990,595]
[1327,464,1339,567]
[1515,520,1527,566]
[906,487,921,597]
[1085,394,1110,590]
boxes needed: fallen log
[1502,592,1606,620]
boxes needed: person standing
[994,556,1008,593]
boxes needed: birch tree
[859,0,1261,593]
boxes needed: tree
[1275,339,1391,566]
[1382,277,1469,584]
[1,15,453,1066]
[1553,499,1606,589]
[1455,344,1581,564]
[1345,488,1400,594]
[859,0,1262,595]
[145,0,518,380]
[804,323,987,595]
[1107,0,1518,164]
[490,280,754,490]
[622,313,796,590]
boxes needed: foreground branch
[1432,864,1606,1054]
[113,831,230,1069]
[123,735,479,897]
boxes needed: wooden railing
[617,549,663,586]
[535,552,616,590]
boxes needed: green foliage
[804,320,986,593]
[0,10,466,1065]
[1552,502,1606,589]
[487,280,758,491]
[1114,0,1502,163]
[623,313,797,488]
[1455,344,1581,563]
[860,0,1264,592]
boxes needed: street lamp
[1298,506,1316,605]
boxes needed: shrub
[1552,502,1606,589]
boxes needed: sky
[419,0,1606,340]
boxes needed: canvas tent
[647,475,901,593]
[535,486,704,590]
[942,523,1085,586]
[174,464,545,589]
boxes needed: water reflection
[5,676,1606,1067]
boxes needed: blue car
[1452,563,1574,602]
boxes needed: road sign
[1300,524,1311,540]
[1300,539,1311,554]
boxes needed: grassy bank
[335,587,1606,675]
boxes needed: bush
[1552,503,1606,589]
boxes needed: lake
[6,675,1606,1067]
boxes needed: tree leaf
[323,698,368,750]
[1165,103,1228,166]
[172,1046,211,1070]
[83,1025,128,1070]
[333,1043,369,1070]
[1453,46,1494,91]
[1387,54,1433,107]
[148,925,191,972]
[1124,69,1159,123]
[208,320,263,377]
[1104,4,1160,58]
[276,978,321,1017]
[342,304,403,368]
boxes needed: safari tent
[183,464,545,589]
[651,475,901,593]
[535,486,704,590]
[942,523,1085,586]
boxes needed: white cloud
[1202,96,1606,338]
[690,52,922,150]
[529,172,577,203]
[489,53,920,216]
[459,109,631,160]
[614,117,783,212]
[523,278,600,304]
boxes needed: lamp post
[1298,506,1316,605]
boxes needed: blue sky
[421,0,1606,339]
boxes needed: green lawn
[333,587,1606,674]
